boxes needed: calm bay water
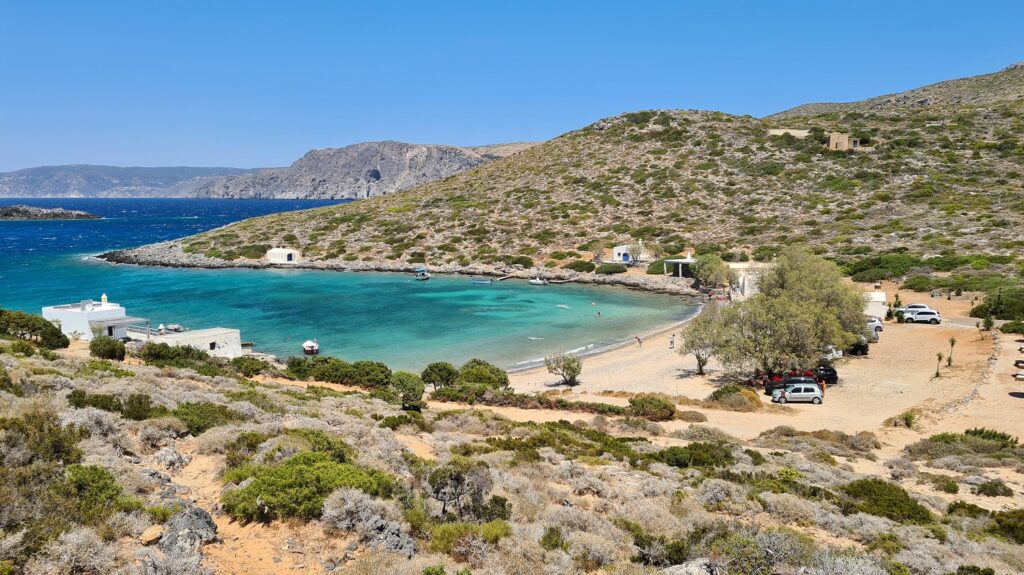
[0,198,696,370]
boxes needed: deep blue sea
[0,198,696,370]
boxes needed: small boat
[302,339,319,355]
[413,267,431,281]
[166,323,184,333]
[529,277,547,286]
[470,278,493,285]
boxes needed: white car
[896,304,935,315]
[904,309,941,324]
[867,317,884,333]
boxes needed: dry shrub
[670,424,737,443]
[703,388,762,412]
[566,531,626,570]
[24,527,119,575]
[677,410,707,422]
[761,492,817,526]
[694,479,756,514]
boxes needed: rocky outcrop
[0,205,100,220]
[191,141,534,200]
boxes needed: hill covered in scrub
[2,338,1023,574]
[112,64,1023,276]
[190,141,537,200]
[0,165,256,198]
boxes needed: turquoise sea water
[0,199,696,370]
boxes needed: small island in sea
[0,204,100,220]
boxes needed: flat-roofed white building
[42,294,148,341]
[266,247,301,264]
[864,290,888,319]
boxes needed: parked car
[904,310,941,324]
[895,304,935,315]
[816,365,838,386]
[765,375,816,396]
[772,383,823,404]
[867,317,884,333]
[847,336,870,356]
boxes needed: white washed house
[266,247,300,264]
[611,241,652,264]
[42,294,148,341]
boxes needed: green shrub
[221,452,395,522]
[655,442,735,468]
[421,361,459,389]
[0,405,88,463]
[973,480,1013,497]
[744,449,766,465]
[947,500,988,518]
[540,526,567,550]
[230,356,270,377]
[945,567,995,575]
[88,336,125,361]
[348,360,393,389]
[0,365,16,396]
[963,427,1019,448]
[840,479,932,523]
[282,428,352,463]
[428,520,512,553]
[627,394,676,421]
[563,259,596,273]
[457,358,509,388]
[990,508,1024,544]
[67,389,123,413]
[1000,320,1024,334]
[921,473,959,494]
[173,402,240,435]
[8,340,35,356]
[505,255,534,267]
[64,464,141,523]
[595,263,628,275]
[868,532,903,555]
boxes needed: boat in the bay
[413,267,431,281]
[302,339,319,355]
[529,277,547,286]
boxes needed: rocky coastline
[0,204,100,220]
[99,241,702,297]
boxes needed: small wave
[527,336,544,340]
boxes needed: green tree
[678,300,726,375]
[391,371,425,411]
[421,361,458,390]
[544,351,582,386]
[691,254,731,287]
[457,358,509,388]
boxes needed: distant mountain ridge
[770,61,1024,119]
[0,165,257,198]
[190,141,537,200]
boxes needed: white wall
[152,329,246,358]
[41,305,125,341]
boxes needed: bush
[173,402,240,435]
[428,520,512,554]
[421,362,458,389]
[947,500,988,518]
[349,360,393,389]
[991,508,1024,544]
[88,336,125,361]
[946,568,995,575]
[221,452,395,522]
[540,526,567,551]
[230,356,270,377]
[457,358,508,388]
[67,389,122,413]
[627,394,675,421]
[505,255,534,268]
[8,340,35,356]
[564,259,596,273]
[544,352,582,385]
[840,479,932,523]
[391,371,426,411]
[64,464,141,523]
[1000,320,1024,334]
[678,410,707,422]
[973,479,1013,497]
[595,263,628,275]
[655,442,735,468]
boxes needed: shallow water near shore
[0,198,696,370]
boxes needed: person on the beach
[669,334,675,349]
[636,336,643,347]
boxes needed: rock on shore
[0,204,101,220]
[100,242,701,296]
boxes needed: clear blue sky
[1,1,1021,171]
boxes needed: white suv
[904,309,941,324]
[896,304,935,315]
[867,317,884,333]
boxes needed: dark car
[847,336,870,356]
[816,365,838,386]
[765,375,817,396]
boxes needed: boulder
[159,506,218,555]
[663,558,723,575]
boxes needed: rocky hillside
[771,62,1024,119]
[190,141,536,200]
[117,64,1023,272]
[0,165,255,197]
[0,205,99,220]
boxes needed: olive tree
[421,361,458,390]
[691,254,732,288]
[544,351,582,385]
[678,300,726,375]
